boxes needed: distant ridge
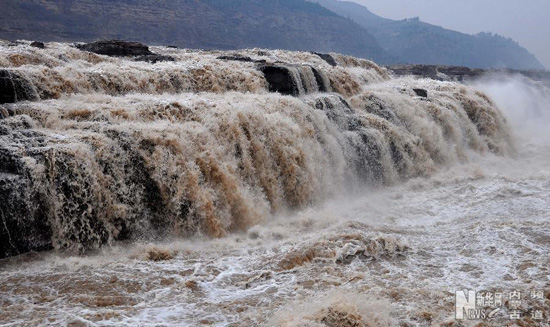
[311,0,545,70]
[0,0,543,69]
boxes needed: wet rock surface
[76,40,153,57]
[259,63,333,96]
[260,65,300,96]
[217,55,266,64]
[0,70,35,104]
[134,54,176,63]
[413,88,428,97]
[387,64,485,82]
[312,52,338,66]
[30,41,45,49]
[0,141,53,258]
[388,64,550,84]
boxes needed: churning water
[0,41,548,326]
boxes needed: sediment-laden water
[0,41,548,327]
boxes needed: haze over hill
[348,0,550,69]
[0,0,544,69]
[312,0,545,70]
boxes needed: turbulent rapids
[0,41,514,258]
[3,40,550,327]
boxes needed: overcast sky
[349,0,550,69]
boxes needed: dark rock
[387,64,485,82]
[134,54,176,64]
[311,67,328,92]
[218,55,254,62]
[387,64,550,85]
[30,41,45,49]
[0,70,35,104]
[166,45,178,49]
[0,124,178,258]
[217,55,266,64]
[306,94,389,186]
[0,146,53,259]
[6,41,24,47]
[260,65,300,96]
[310,95,357,131]
[102,129,168,239]
[389,65,439,78]
[0,175,54,258]
[0,140,118,258]
[312,52,338,66]
[413,88,428,98]
[76,40,153,57]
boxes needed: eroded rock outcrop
[30,41,45,49]
[413,88,428,98]
[134,54,176,64]
[260,66,301,96]
[387,65,485,82]
[259,64,332,96]
[76,40,153,57]
[0,70,36,104]
[312,52,338,67]
[387,64,550,85]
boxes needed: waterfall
[0,42,514,257]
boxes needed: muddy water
[1,145,549,326]
[0,41,548,326]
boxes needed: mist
[471,75,550,140]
